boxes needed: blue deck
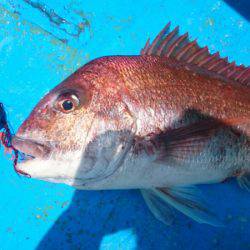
[0,0,249,249]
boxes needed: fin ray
[155,119,221,163]
[237,172,250,192]
[141,187,224,226]
[141,23,250,86]
[141,189,175,225]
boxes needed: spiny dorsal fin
[141,22,250,86]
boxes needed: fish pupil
[62,100,73,111]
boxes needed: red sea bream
[10,23,250,226]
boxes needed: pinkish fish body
[10,23,250,226]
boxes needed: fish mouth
[11,136,51,163]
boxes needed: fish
[10,23,250,226]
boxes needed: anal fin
[141,186,224,226]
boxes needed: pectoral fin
[141,186,224,226]
[154,119,220,163]
[153,118,248,163]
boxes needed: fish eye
[56,93,80,113]
[62,100,74,111]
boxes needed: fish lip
[11,136,51,160]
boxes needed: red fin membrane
[0,103,29,176]
[153,119,222,163]
[141,22,250,86]
[152,118,246,163]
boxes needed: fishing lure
[0,103,28,176]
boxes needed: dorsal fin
[141,23,250,86]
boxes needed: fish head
[12,57,136,187]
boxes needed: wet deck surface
[0,0,249,249]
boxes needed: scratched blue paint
[0,0,249,249]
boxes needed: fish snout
[11,136,51,159]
